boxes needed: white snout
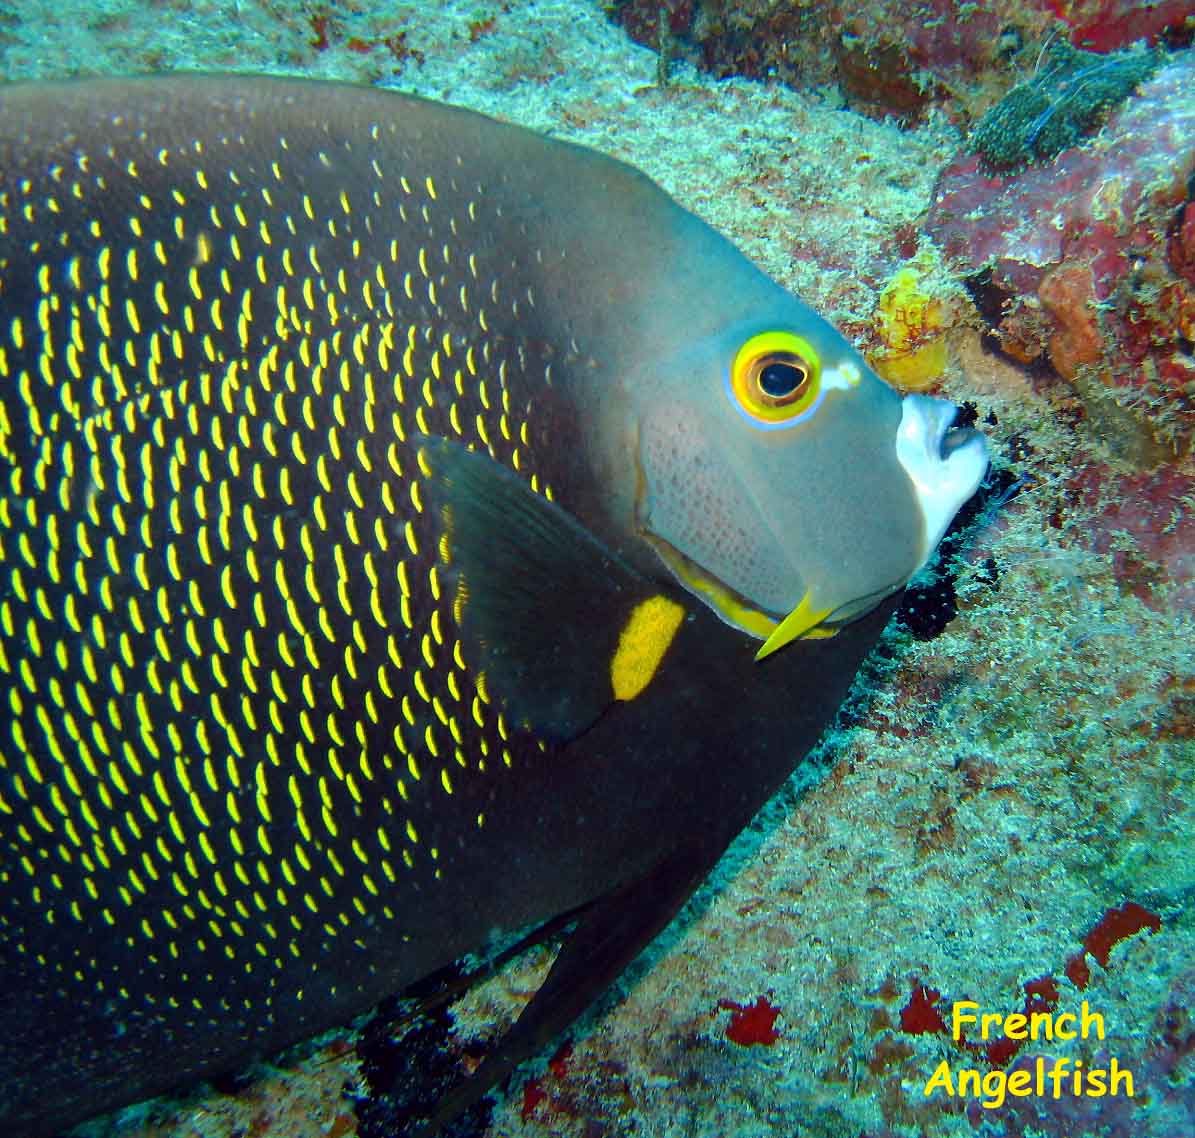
[895,394,989,568]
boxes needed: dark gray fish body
[0,76,986,1135]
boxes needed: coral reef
[1070,462,1195,611]
[971,39,1160,169]
[611,0,1021,119]
[1053,0,1195,53]
[927,50,1195,459]
[609,0,1192,121]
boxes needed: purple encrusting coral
[2,3,1192,1138]
[926,50,1195,459]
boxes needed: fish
[0,74,988,1136]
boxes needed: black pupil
[758,357,806,398]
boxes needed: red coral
[1046,0,1195,51]
[718,995,782,1045]
[547,1040,573,1078]
[1037,261,1102,380]
[899,983,947,1035]
[1023,974,1061,1012]
[519,1040,575,1121]
[979,976,1062,1067]
[520,1078,548,1121]
[1065,902,1162,990]
[898,975,1063,1067]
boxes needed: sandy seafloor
[1,2,1192,1137]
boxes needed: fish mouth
[756,395,987,662]
[635,394,987,661]
[894,394,989,566]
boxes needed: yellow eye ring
[726,331,823,429]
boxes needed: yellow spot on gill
[610,595,685,702]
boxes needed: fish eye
[753,354,810,404]
[727,331,823,429]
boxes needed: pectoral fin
[418,437,685,741]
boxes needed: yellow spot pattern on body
[0,99,572,1021]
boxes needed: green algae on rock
[971,39,1161,170]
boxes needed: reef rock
[925,50,1195,459]
[609,0,1190,121]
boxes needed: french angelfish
[0,75,988,1135]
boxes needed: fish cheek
[730,389,926,626]
[636,403,801,619]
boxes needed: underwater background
[1,1,1192,1136]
